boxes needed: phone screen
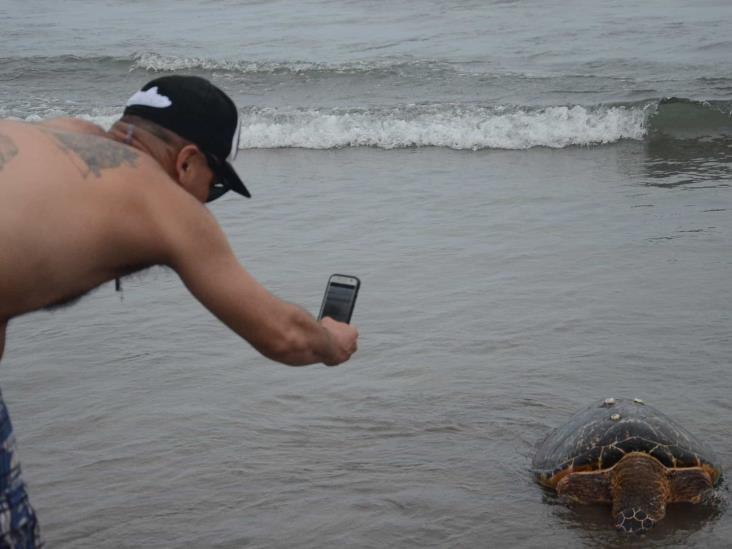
[319,275,360,323]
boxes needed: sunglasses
[204,152,230,203]
[207,180,230,203]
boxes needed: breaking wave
[236,98,731,150]
[54,99,732,151]
[236,103,647,150]
[646,97,732,140]
[4,51,727,151]
[130,52,439,75]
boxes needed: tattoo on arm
[0,133,19,171]
[50,131,138,178]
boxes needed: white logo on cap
[126,86,172,109]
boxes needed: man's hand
[320,317,359,366]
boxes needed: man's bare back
[0,119,163,365]
[1,120,158,319]
[0,116,357,366]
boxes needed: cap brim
[215,160,251,198]
[206,153,251,201]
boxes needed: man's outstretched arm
[158,194,358,366]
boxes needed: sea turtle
[532,398,722,533]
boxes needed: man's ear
[174,144,209,202]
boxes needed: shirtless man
[0,75,358,546]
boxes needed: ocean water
[1,0,732,547]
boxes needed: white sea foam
[238,104,647,150]
[132,52,356,74]
[132,52,261,73]
[25,104,648,151]
[15,111,119,129]
[130,52,446,75]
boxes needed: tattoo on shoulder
[50,131,138,178]
[0,133,19,171]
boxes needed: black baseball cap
[123,75,250,202]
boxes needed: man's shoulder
[34,117,107,136]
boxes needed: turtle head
[610,453,670,534]
[614,507,656,534]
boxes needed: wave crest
[648,98,732,140]
[130,52,414,75]
[16,96,730,151]
[238,104,647,150]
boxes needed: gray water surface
[1,0,731,546]
[4,141,731,547]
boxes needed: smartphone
[318,274,361,323]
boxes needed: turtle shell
[532,398,722,488]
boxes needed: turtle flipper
[667,467,714,503]
[556,470,611,503]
